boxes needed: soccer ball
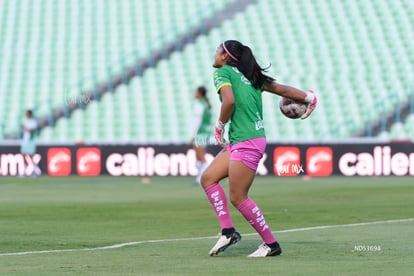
[279,97,307,119]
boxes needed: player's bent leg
[228,160,282,257]
[200,149,230,189]
[201,149,242,256]
[228,160,256,206]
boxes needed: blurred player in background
[202,40,317,257]
[20,109,40,176]
[191,86,213,185]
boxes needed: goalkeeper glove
[214,120,226,146]
[301,90,317,119]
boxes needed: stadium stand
[1,0,413,143]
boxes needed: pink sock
[237,198,276,244]
[204,183,234,229]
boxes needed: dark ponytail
[197,86,211,110]
[222,40,274,89]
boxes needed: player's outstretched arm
[263,82,307,101]
[262,81,317,119]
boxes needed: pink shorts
[226,137,266,171]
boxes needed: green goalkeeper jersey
[213,65,265,144]
[196,98,213,135]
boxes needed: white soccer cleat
[247,242,282,257]
[209,231,241,256]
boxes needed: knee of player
[200,171,212,188]
[229,193,247,207]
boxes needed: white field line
[1,217,413,257]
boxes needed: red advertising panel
[306,147,333,176]
[47,148,71,176]
[273,147,303,176]
[76,147,101,176]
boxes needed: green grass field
[0,176,413,275]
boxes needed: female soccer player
[201,40,317,257]
[191,86,213,185]
[20,109,40,176]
